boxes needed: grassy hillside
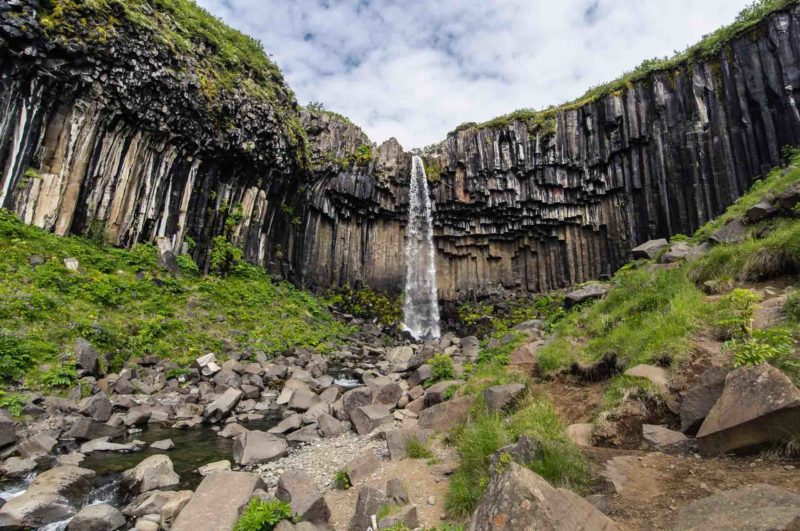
[0,209,350,397]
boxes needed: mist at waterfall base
[402,155,441,340]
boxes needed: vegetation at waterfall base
[0,209,350,397]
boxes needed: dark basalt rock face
[3,1,800,300]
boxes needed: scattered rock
[386,478,408,505]
[566,423,594,447]
[673,484,800,530]
[78,393,113,422]
[385,428,427,461]
[275,470,330,524]
[746,200,777,222]
[196,460,231,476]
[0,456,37,477]
[233,430,288,466]
[220,423,249,438]
[0,409,16,448]
[0,466,95,528]
[350,404,392,436]
[121,455,180,496]
[18,431,57,459]
[150,439,174,451]
[483,383,526,412]
[508,340,539,376]
[67,503,126,531]
[488,435,542,473]
[171,471,263,531]
[378,505,419,530]
[679,366,728,434]
[345,450,381,485]
[268,415,303,435]
[65,418,125,441]
[632,239,669,259]
[697,363,800,455]
[710,219,747,245]
[203,388,243,422]
[470,462,616,530]
[565,283,609,308]
[418,396,474,434]
[75,338,100,375]
[642,424,689,454]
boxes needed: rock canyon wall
[4,1,800,300]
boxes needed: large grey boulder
[368,377,402,407]
[75,338,100,375]
[275,470,330,524]
[425,380,463,406]
[350,404,392,435]
[565,283,609,308]
[65,418,125,441]
[632,238,669,259]
[78,393,113,422]
[317,413,344,438]
[67,503,126,531]
[203,388,243,422]
[345,450,381,485]
[340,387,373,421]
[407,364,432,387]
[468,463,616,530]
[121,455,180,496]
[418,396,475,434]
[232,430,288,466]
[0,466,95,528]
[483,383,526,412]
[0,456,37,477]
[172,471,263,531]
[0,409,16,447]
[697,363,800,455]
[288,389,320,412]
[673,484,800,530]
[679,366,727,434]
[18,431,58,459]
[387,346,414,371]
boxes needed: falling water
[403,155,441,340]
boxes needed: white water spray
[403,155,441,340]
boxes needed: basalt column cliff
[3,1,800,301]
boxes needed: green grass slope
[0,209,350,397]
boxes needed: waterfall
[403,155,441,340]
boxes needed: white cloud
[196,0,755,148]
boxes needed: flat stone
[232,430,288,466]
[565,283,609,308]
[196,460,231,476]
[172,471,262,531]
[642,424,689,454]
[67,503,126,531]
[65,418,125,441]
[673,484,800,530]
[149,439,174,451]
[268,414,303,435]
[632,238,669,259]
[418,396,474,434]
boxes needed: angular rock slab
[66,503,126,531]
[697,363,800,455]
[275,470,330,524]
[483,383,526,412]
[121,455,180,496]
[418,396,475,434]
[565,283,609,308]
[172,471,263,531]
[233,430,288,466]
[0,466,95,528]
[632,238,669,259]
[673,484,800,530]
[469,462,616,530]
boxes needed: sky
[197,0,755,149]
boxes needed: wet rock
[275,470,330,524]
[0,466,95,528]
[196,460,231,476]
[80,437,139,454]
[348,486,388,531]
[418,396,474,434]
[632,238,669,259]
[233,430,288,466]
[469,462,616,530]
[483,383,526,412]
[642,425,689,454]
[150,439,174,451]
[0,456,37,477]
[697,363,800,455]
[18,431,57,459]
[565,283,609,308]
[78,393,113,422]
[345,450,381,485]
[65,418,125,441]
[67,503,126,531]
[121,455,180,496]
[203,388,243,422]
[220,423,249,438]
[350,404,392,435]
[673,484,800,530]
[0,409,16,448]
[172,471,263,531]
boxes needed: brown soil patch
[535,380,605,424]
